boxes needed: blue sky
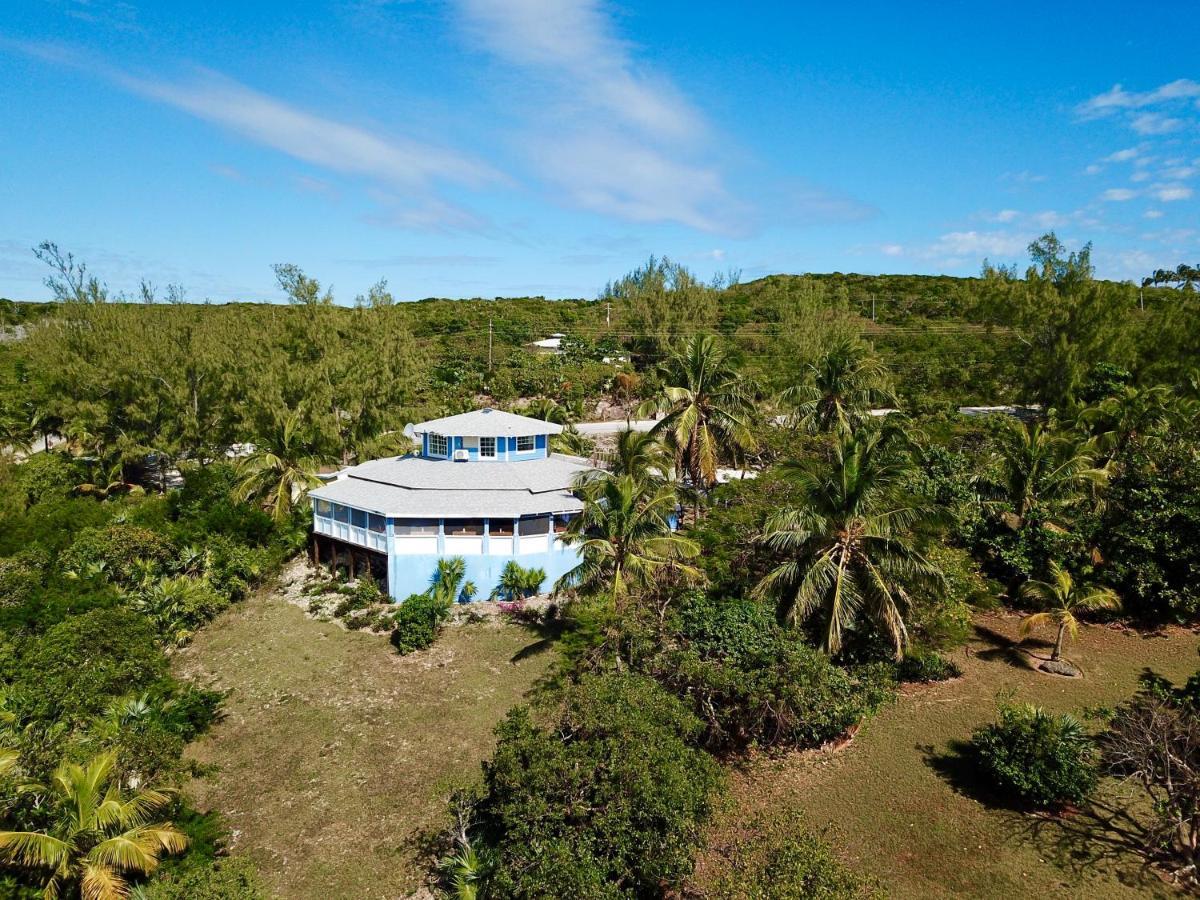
[1,1,1198,303]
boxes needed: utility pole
[606,302,611,327]
[871,295,876,323]
[488,317,494,372]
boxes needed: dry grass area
[173,586,553,899]
[693,613,1199,899]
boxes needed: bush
[9,607,167,727]
[649,593,895,750]
[0,551,47,608]
[896,649,962,683]
[58,524,178,585]
[709,814,877,899]
[170,463,275,548]
[493,560,547,600]
[390,592,452,654]
[469,673,722,897]
[145,856,264,899]
[135,575,231,644]
[14,451,83,506]
[970,703,1098,808]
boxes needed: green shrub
[710,815,877,899]
[970,703,1098,808]
[14,452,84,506]
[897,650,962,683]
[650,593,895,750]
[390,592,452,655]
[58,524,178,585]
[9,607,167,727]
[0,551,47,608]
[145,856,264,899]
[493,560,547,600]
[470,673,722,897]
[134,575,231,644]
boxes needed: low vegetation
[1,234,1199,896]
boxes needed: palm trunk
[1052,621,1066,661]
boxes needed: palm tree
[555,474,700,611]
[754,427,942,659]
[521,397,571,425]
[987,421,1109,528]
[0,752,188,900]
[430,556,476,605]
[1078,384,1175,456]
[783,337,893,434]
[236,410,332,521]
[597,428,673,484]
[638,334,757,494]
[1019,561,1120,660]
[551,424,595,458]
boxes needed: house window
[395,518,438,536]
[428,433,448,457]
[554,513,574,534]
[480,436,497,458]
[517,435,535,452]
[314,499,331,517]
[351,508,368,529]
[490,518,514,537]
[445,518,485,536]
[368,513,386,534]
[333,504,350,524]
[519,514,551,536]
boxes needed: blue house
[308,408,592,601]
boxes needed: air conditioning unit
[453,449,470,462]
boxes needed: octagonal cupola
[408,407,561,462]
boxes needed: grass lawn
[173,587,552,899]
[693,612,1198,899]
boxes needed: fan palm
[986,421,1109,527]
[1018,561,1121,660]
[0,751,188,900]
[555,474,700,611]
[754,427,942,658]
[638,334,757,493]
[429,556,468,605]
[236,410,332,521]
[782,337,893,434]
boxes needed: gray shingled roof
[411,407,563,437]
[308,453,593,518]
[348,453,589,492]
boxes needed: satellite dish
[403,423,416,440]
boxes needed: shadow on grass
[922,741,1167,890]
[971,623,1045,671]
[919,739,1015,810]
[509,616,565,664]
[1011,796,1165,891]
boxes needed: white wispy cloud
[1102,188,1138,201]
[1105,147,1140,162]
[1154,185,1194,202]
[117,68,499,189]
[453,0,757,233]
[9,39,507,233]
[457,0,701,142]
[1077,79,1200,118]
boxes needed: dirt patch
[174,583,552,899]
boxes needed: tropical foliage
[755,427,943,658]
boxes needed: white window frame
[516,434,536,453]
[479,436,497,459]
[428,433,448,457]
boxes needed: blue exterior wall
[419,431,549,462]
[388,545,581,601]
